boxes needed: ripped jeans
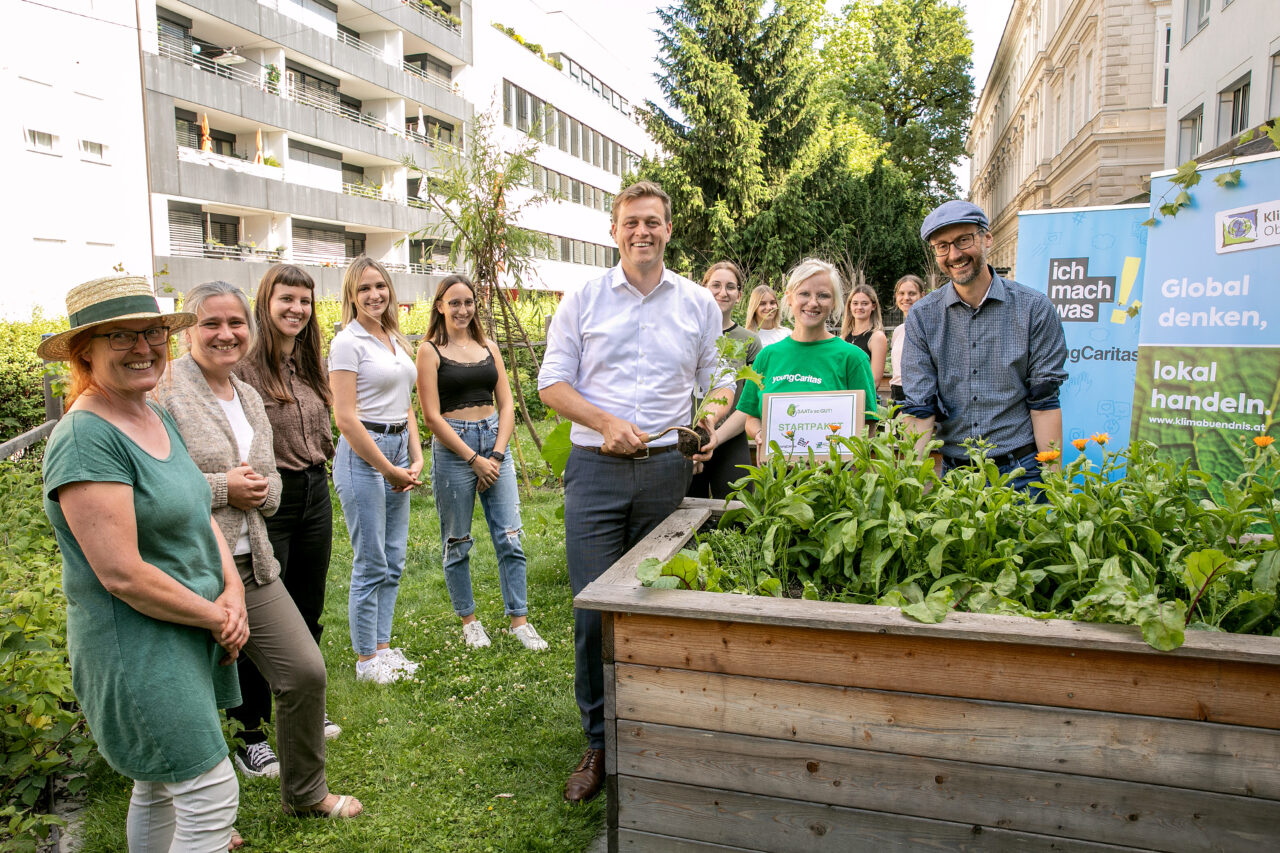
[431,413,528,618]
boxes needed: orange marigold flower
[1036,449,1061,463]
[1255,435,1276,448]
[1071,438,1088,451]
[1091,432,1110,446]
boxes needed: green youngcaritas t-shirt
[736,335,879,420]
[42,405,239,783]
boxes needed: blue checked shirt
[901,268,1068,460]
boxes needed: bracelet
[467,451,479,465]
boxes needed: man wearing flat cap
[901,200,1068,492]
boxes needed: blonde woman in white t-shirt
[744,284,790,347]
[330,257,424,685]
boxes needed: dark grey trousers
[564,447,692,749]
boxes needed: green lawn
[70,465,604,852]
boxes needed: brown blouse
[235,355,334,471]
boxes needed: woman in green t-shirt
[40,275,245,852]
[716,259,878,457]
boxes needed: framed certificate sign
[760,390,865,461]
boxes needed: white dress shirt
[538,265,722,447]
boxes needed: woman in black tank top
[415,275,547,652]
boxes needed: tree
[638,0,822,274]
[405,113,556,467]
[822,0,974,205]
[731,126,932,302]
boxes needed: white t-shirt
[890,323,906,387]
[328,321,417,424]
[216,390,254,556]
[755,326,791,348]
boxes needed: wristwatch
[489,450,506,463]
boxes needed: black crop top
[431,342,499,413]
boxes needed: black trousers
[227,464,333,738]
[687,431,752,500]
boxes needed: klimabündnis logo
[1221,209,1257,247]
[1215,200,1280,254]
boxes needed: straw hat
[37,275,196,361]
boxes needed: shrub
[0,312,66,438]
[0,459,91,851]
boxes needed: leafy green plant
[0,463,92,850]
[648,336,763,450]
[641,426,1280,650]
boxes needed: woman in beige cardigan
[155,281,361,821]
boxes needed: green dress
[42,404,239,782]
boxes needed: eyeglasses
[93,326,171,351]
[929,231,982,257]
[445,299,476,309]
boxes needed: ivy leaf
[1264,121,1280,149]
[1213,169,1242,188]
[1238,128,1255,144]
[538,420,573,476]
[1174,190,1192,207]
[1159,202,1181,218]
[1140,217,1158,227]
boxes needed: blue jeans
[942,449,1045,500]
[432,414,528,618]
[333,431,411,656]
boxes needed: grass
[68,437,604,852]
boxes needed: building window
[1161,24,1171,104]
[25,129,56,153]
[1082,53,1092,121]
[1217,75,1250,143]
[1178,105,1203,162]
[79,140,106,161]
[1185,0,1210,42]
[1269,53,1280,122]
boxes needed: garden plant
[639,417,1280,651]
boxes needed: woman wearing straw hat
[155,281,362,821]
[40,275,245,851]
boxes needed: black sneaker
[234,741,280,778]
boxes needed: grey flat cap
[920,200,990,242]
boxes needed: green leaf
[1253,550,1280,594]
[802,581,821,601]
[758,577,783,597]
[1181,549,1231,597]
[636,557,663,585]
[538,420,573,477]
[901,586,954,624]
[1137,599,1186,651]
[1140,217,1158,227]
[1213,169,1242,187]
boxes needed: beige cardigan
[155,355,284,586]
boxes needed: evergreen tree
[638,0,821,274]
[822,0,974,205]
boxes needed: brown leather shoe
[563,748,605,803]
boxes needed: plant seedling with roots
[648,336,764,457]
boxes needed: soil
[677,424,711,458]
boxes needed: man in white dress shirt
[538,181,728,803]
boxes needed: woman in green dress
[40,275,244,852]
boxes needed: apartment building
[458,0,657,293]
[8,0,154,318]
[1166,0,1280,167]
[143,0,472,301]
[967,0,1168,274]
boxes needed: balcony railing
[155,38,462,152]
[402,0,462,34]
[167,242,457,276]
[401,61,453,92]
[168,241,284,262]
[337,29,382,60]
[343,181,384,200]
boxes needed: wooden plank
[611,613,1280,729]
[590,502,712,588]
[618,776,1147,853]
[575,582,1280,667]
[0,419,55,460]
[605,662,618,777]
[617,828,765,852]
[613,665,1280,800]
[616,721,1280,852]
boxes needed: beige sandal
[284,794,363,819]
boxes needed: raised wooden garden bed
[575,498,1280,853]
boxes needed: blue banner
[1016,205,1149,470]
[1130,152,1280,484]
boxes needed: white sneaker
[356,656,403,684]
[323,715,342,740]
[462,620,491,648]
[512,623,548,651]
[378,647,420,675]
[512,622,547,648]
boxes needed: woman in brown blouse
[235,264,342,753]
